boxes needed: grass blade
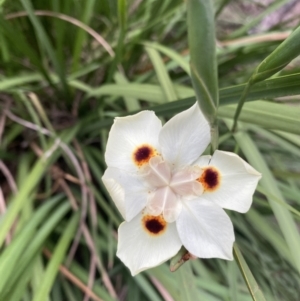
[32,213,79,301]
[145,46,178,101]
[20,0,70,97]
[233,244,267,301]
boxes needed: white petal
[176,198,234,260]
[193,155,211,166]
[105,111,162,172]
[102,167,149,221]
[159,103,210,170]
[117,213,182,276]
[203,150,262,213]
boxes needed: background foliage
[0,0,300,300]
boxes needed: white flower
[102,103,261,276]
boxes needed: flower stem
[210,122,219,154]
[170,246,191,272]
[231,81,252,132]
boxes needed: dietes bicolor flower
[102,103,261,275]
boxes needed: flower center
[142,156,203,222]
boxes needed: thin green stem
[231,81,252,132]
[210,121,219,154]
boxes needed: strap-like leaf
[187,0,218,125]
[233,244,267,301]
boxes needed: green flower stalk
[187,0,219,152]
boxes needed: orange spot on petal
[197,167,221,192]
[132,144,156,167]
[142,214,167,236]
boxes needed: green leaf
[0,74,43,91]
[251,25,300,84]
[0,17,53,86]
[0,156,52,247]
[81,72,300,136]
[20,0,70,97]
[143,42,190,75]
[32,213,79,301]
[71,0,96,72]
[0,197,62,295]
[174,262,199,301]
[233,244,267,301]
[246,209,292,266]
[114,72,141,111]
[88,83,165,103]
[232,25,300,130]
[1,200,71,297]
[187,0,218,125]
[118,0,127,30]
[219,100,300,135]
[145,46,178,101]
[135,274,163,301]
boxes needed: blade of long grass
[246,209,292,265]
[143,42,190,75]
[32,213,79,301]
[174,262,199,301]
[0,196,62,294]
[273,130,300,148]
[114,72,141,111]
[250,26,300,84]
[69,261,116,301]
[20,0,70,97]
[145,46,178,101]
[1,200,71,296]
[228,260,238,301]
[219,100,300,135]
[0,156,52,246]
[0,17,54,86]
[31,256,47,301]
[246,126,300,157]
[232,25,300,130]
[5,256,38,301]
[71,0,96,72]
[107,0,127,81]
[88,83,167,103]
[233,244,267,301]
[135,274,163,301]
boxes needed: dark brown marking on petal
[132,144,156,167]
[197,167,221,192]
[142,214,167,236]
